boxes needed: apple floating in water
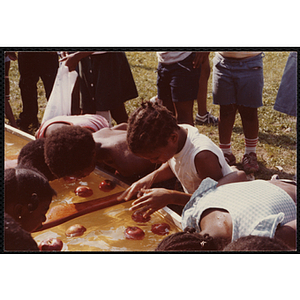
[124,226,145,240]
[39,238,63,251]
[131,210,151,223]
[75,186,93,197]
[65,224,87,237]
[98,179,116,192]
[151,223,170,235]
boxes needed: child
[43,123,156,180]
[18,138,57,181]
[4,212,39,251]
[181,175,297,250]
[118,101,244,217]
[155,228,292,252]
[223,235,291,251]
[212,51,264,172]
[5,167,57,233]
[155,227,228,251]
[35,114,109,138]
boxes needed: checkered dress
[182,178,296,241]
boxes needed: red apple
[65,224,86,237]
[39,238,63,251]
[98,179,116,192]
[124,226,145,240]
[151,223,170,235]
[75,186,93,197]
[131,210,151,223]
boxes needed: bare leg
[159,97,176,115]
[173,100,194,126]
[110,103,128,124]
[238,105,259,139]
[218,104,237,144]
[196,57,210,116]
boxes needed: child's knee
[220,104,237,117]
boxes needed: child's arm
[275,219,296,250]
[117,162,175,201]
[128,188,192,218]
[194,150,223,182]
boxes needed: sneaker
[195,112,218,126]
[224,153,236,166]
[242,152,259,173]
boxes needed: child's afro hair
[127,101,180,155]
[18,138,56,181]
[155,227,229,251]
[5,167,57,209]
[44,126,96,178]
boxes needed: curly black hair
[127,101,180,155]
[223,235,291,251]
[44,126,96,178]
[155,227,230,251]
[5,167,57,209]
[18,138,56,181]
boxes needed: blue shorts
[157,53,201,102]
[212,53,264,108]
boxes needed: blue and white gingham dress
[182,178,296,241]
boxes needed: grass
[5,51,297,180]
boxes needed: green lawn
[6,51,297,180]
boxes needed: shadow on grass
[231,126,296,150]
[235,161,296,181]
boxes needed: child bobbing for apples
[118,101,247,217]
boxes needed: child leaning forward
[118,101,247,217]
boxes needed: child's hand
[129,188,172,218]
[117,178,151,201]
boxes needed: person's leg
[218,104,237,165]
[110,102,128,124]
[18,52,40,130]
[157,63,175,114]
[170,53,200,125]
[39,52,59,100]
[195,57,218,126]
[238,105,259,172]
[173,100,194,126]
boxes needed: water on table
[5,129,181,251]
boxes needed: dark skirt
[79,52,138,112]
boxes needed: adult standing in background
[17,51,59,132]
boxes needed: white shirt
[156,52,192,64]
[168,124,233,194]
